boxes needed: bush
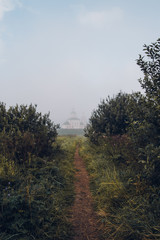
[0,136,76,240]
[0,103,59,165]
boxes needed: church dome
[61,110,86,129]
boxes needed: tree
[136,39,160,146]
[136,38,160,185]
[137,38,160,104]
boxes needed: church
[58,110,86,136]
[61,110,85,129]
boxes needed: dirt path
[71,147,102,240]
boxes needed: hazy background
[0,0,159,125]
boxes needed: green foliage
[137,38,160,103]
[135,38,160,148]
[134,39,160,184]
[0,103,59,165]
[85,38,160,185]
[79,139,160,240]
[85,92,132,143]
[84,92,146,145]
[0,103,76,239]
[0,149,75,240]
[83,38,160,239]
[136,38,160,146]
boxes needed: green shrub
[0,103,76,239]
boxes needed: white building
[61,110,86,129]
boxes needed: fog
[0,0,159,125]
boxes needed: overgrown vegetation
[83,38,160,239]
[1,38,160,240]
[0,104,76,240]
[80,138,160,240]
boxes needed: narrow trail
[71,147,102,240]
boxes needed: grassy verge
[79,137,160,240]
[0,136,77,240]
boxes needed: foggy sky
[0,0,160,125]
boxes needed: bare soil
[71,147,102,240]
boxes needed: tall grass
[79,138,160,240]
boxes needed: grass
[1,135,159,239]
[79,137,160,240]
